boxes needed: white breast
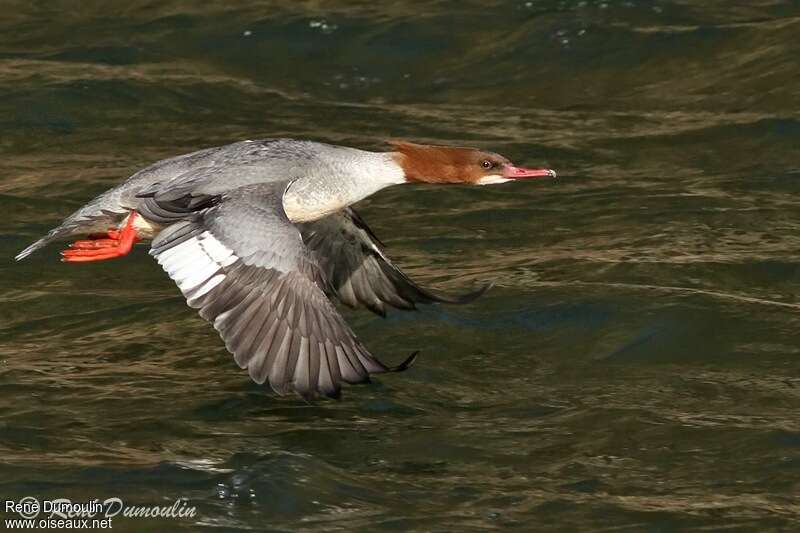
[127,212,164,240]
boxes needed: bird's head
[389,140,556,185]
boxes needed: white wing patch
[154,231,238,303]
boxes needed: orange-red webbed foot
[61,211,141,263]
[68,238,120,250]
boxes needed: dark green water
[3,1,800,531]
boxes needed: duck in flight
[16,139,556,399]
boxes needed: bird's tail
[15,187,131,262]
[15,233,58,261]
[15,220,87,261]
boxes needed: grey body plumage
[17,139,374,258]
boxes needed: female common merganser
[16,139,555,399]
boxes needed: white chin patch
[476,174,511,185]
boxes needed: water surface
[2,1,800,530]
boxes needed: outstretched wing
[144,182,414,399]
[299,208,491,316]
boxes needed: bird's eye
[481,160,493,170]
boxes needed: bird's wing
[145,181,414,399]
[299,208,491,316]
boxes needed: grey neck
[282,148,406,223]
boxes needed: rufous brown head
[388,140,556,185]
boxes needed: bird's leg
[61,211,141,263]
[87,229,122,240]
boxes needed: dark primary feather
[299,208,491,316]
[146,181,414,399]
